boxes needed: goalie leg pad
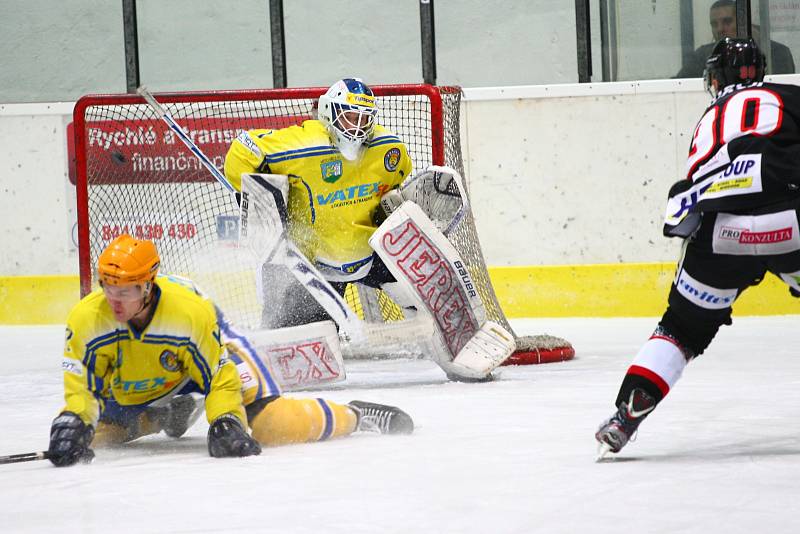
[370,200,515,380]
[224,320,346,394]
[260,265,340,329]
[249,396,357,446]
[241,172,365,337]
[449,321,516,378]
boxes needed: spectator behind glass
[675,0,795,78]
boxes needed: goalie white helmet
[318,78,378,160]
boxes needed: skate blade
[595,442,613,462]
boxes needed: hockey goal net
[72,84,573,364]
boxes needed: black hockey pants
[659,202,800,357]
[260,253,397,329]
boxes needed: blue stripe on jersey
[84,329,128,357]
[266,144,332,158]
[214,305,232,332]
[298,178,316,223]
[82,330,128,395]
[91,373,103,391]
[266,149,339,164]
[366,135,400,145]
[81,348,96,383]
[186,344,212,393]
[219,321,280,396]
[368,134,400,142]
[141,334,212,393]
[85,350,96,394]
[365,137,401,148]
[265,146,338,164]
[316,398,334,441]
[226,350,242,365]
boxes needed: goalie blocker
[370,195,516,380]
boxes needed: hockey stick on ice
[136,86,365,339]
[0,451,49,465]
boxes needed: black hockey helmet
[704,37,766,97]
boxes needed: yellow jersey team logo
[159,349,181,372]
[321,159,344,183]
[384,148,401,172]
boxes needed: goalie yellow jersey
[224,119,412,281]
[61,275,246,427]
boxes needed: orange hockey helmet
[97,234,160,292]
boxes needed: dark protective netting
[74,86,559,355]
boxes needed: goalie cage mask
[318,78,378,161]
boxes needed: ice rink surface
[1,316,799,534]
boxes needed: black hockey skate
[595,388,656,460]
[149,394,205,438]
[348,400,414,435]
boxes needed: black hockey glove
[207,414,261,458]
[48,412,95,467]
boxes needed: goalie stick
[137,87,573,370]
[136,87,436,365]
[137,86,234,193]
[239,172,442,359]
[136,86,364,341]
[239,173,364,337]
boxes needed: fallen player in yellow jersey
[48,234,413,467]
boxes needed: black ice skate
[348,400,414,435]
[595,388,656,460]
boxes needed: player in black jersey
[596,37,800,459]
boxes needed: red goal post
[72,84,573,365]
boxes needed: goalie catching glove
[207,414,262,458]
[372,165,467,234]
